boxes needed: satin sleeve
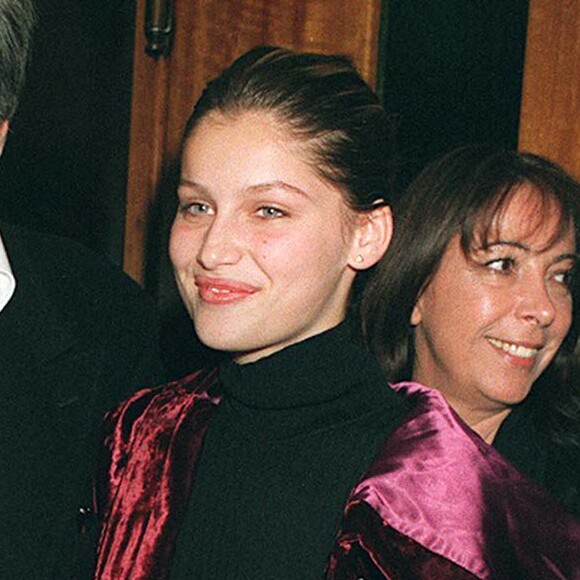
[327,501,479,579]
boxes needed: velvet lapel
[94,369,221,580]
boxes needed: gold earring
[355,254,364,263]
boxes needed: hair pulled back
[183,45,395,211]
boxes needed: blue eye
[183,202,212,215]
[257,206,285,219]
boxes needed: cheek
[253,230,315,270]
[423,285,498,339]
[471,293,503,321]
[169,222,197,269]
[555,298,573,341]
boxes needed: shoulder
[2,223,159,348]
[98,368,220,506]
[495,399,580,518]
[1,223,166,395]
[2,223,150,311]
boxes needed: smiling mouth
[195,277,258,304]
[486,337,539,359]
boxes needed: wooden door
[124,0,382,286]
[519,0,580,178]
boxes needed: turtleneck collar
[218,322,391,412]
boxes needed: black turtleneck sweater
[170,323,410,579]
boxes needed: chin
[194,325,252,354]
[494,387,534,407]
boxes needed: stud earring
[355,254,364,263]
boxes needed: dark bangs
[459,176,575,256]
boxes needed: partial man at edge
[0,0,166,577]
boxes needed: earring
[355,254,364,263]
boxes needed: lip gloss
[195,277,258,304]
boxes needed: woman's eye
[257,206,285,219]
[486,257,515,273]
[553,269,573,287]
[183,202,212,215]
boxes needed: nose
[515,275,556,327]
[196,215,243,270]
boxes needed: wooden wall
[519,0,580,178]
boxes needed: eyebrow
[246,181,309,198]
[554,253,580,264]
[481,240,532,253]
[483,240,579,263]
[178,179,209,194]
[178,178,310,199]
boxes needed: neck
[462,408,512,443]
[411,365,513,444]
[436,396,512,443]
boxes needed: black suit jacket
[0,223,166,579]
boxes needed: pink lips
[195,276,258,304]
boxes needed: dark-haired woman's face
[411,186,576,436]
[170,111,390,363]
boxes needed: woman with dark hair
[359,145,580,576]
[94,46,408,579]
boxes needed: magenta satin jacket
[93,370,580,580]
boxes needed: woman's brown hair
[361,145,580,445]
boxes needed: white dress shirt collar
[0,231,16,313]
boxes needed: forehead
[182,111,309,181]
[180,111,352,212]
[475,184,575,250]
[185,110,295,153]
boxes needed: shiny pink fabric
[328,502,479,579]
[94,369,220,580]
[331,381,580,579]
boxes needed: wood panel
[518,0,580,178]
[123,0,170,281]
[124,0,381,284]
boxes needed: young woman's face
[170,111,381,363]
[411,186,576,427]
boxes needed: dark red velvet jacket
[94,371,580,580]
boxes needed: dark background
[0,0,135,265]
[378,0,529,194]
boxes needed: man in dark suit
[0,1,166,577]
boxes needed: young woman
[361,145,580,577]
[94,46,410,579]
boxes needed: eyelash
[256,206,286,219]
[180,202,213,216]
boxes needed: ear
[0,119,9,156]
[348,203,394,271]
